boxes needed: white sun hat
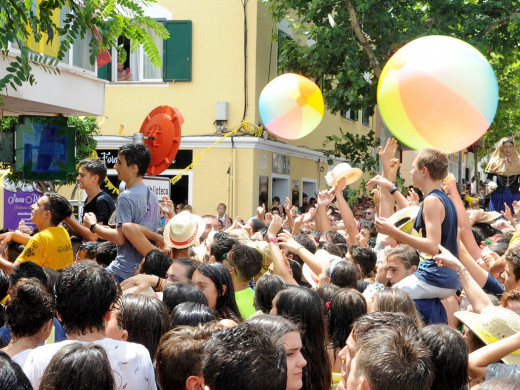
[376,206,420,243]
[163,211,206,249]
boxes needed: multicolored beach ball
[377,35,499,153]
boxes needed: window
[361,108,370,126]
[98,20,192,82]
[342,109,359,121]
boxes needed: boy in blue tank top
[375,148,460,299]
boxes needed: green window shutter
[163,21,192,82]
[97,63,111,81]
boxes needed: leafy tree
[267,0,520,157]
[0,0,168,94]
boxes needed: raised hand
[317,190,334,207]
[378,137,398,167]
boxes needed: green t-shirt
[235,287,256,320]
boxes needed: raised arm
[267,215,298,285]
[334,178,359,246]
[84,212,126,246]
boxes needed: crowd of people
[0,138,519,389]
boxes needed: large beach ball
[259,73,324,140]
[377,35,498,153]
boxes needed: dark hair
[505,247,520,282]
[39,343,114,390]
[118,143,151,177]
[174,258,198,280]
[319,242,343,258]
[349,245,377,278]
[210,232,239,262]
[162,282,208,314]
[78,158,108,184]
[329,288,367,355]
[254,274,285,313]
[359,219,377,237]
[373,288,423,329]
[6,242,24,262]
[95,241,118,268]
[471,228,484,247]
[117,294,169,358]
[42,193,73,226]
[355,328,434,390]
[293,233,317,256]
[250,219,267,233]
[324,231,346,245]
[472,223,501,240]
[288,259,311,287]
[195,263,242,321]
[228,245,262,281]
[386,244,420,269]
[170,302,216,328]
[203,323,287,390]
[335,243,348,257]
[139,249,172,278]
[155,326,215,390]
[6,278,55,338]
[0,269,9,301]
[0,350,32,389]
[420,324,469,390]
[78,241,99,260]
[55,261,121,335]
[43,267,60,293]
[274,286,331,390]
[316,284,340,330]
[330,260,359,288]
[10,261,47,288]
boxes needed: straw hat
[246,241,272,274]
[466,210,501,224]
[228,228,251,244]
[376,206,420,243]
[163,211,206,249]
[325,163,363,187]
[455,306,520,365]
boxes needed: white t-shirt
[12,348,32,368]
[23,338,156,390]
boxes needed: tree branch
[484,9,520,34]
[345,0,381,78]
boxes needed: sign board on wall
[272,153,290,174]
[143,176,171,199]
[3,181,40,230]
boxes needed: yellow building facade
[95,0,375,218]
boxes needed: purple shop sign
[3,189,39,230]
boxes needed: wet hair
[196,263,242,321]
[420,324,469,390]
[228,245,262,281]
[162,283,208,314]
[349,245,377,278]
[203,323,287,390]
[78,241,99,260]
[55,261,121,335]
[39,343,114,390]
[10,261,47,288]
[170,302,216,328]
[274,286,331,390]
[78,158,108,184]
[155,326,216,390]
[329,288,367,355]
[139,249,172,278]
[116,294,169,358]
[250,219,267,233]
[330,260,359,288]
[372,288,423,329]
[95,241,117,268]
[118,143,151,177]
[42,192,73,226]
[254,273,285,313]
[174,258,198,280]
[6,278,54,338]
[210,232,239,262]
[415,148,448,181]
[0,350,32,389]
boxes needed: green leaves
[0,0,168,97]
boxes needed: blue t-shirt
[414,189,460,290]
[106,184,160,280]
[414,298,448,325]
[483,273,504,297]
